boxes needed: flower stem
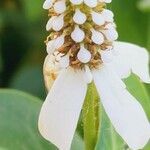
[83,82,100,150]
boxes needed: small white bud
[46,35,65,54]
[104,28,118,41]
[71,26,85,43]
[73,9,87,25]
[54,0,66,14]
[105,23,116,30]
[101,9,114,22]
[46,40,55,54]
[91,11,105,26]
[77,45,91,63]
[70,0,83,5]
[84,65,93,83]
[101,50,113,63]
[53,35,65,49]
[84,0,98,8]
[91,28,104,45]
[43,0,53,9]
[46,16,56,31]
[59,54,70,68]
[52,14,64,31]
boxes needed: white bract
[40,0,150,150]
[39,42,150,150]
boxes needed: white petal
[93,65,150,150]
[70,0,83,5]
[54,0,66,14]
[52,14,64,31]
[46,16,56,31]
[77,45,91,63]
[104,28,118,41]
[91,28,104,45]
[43,0,53,9]
[84,0,97,7]
[71,26,85,43]
[73,9,87,25]
[101,9,114,22]
[111,41,150,83]
[91,11,105,26]
[38,68,87,150]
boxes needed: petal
[38,68,87,150]
[92,65,150,150]
[111,41,150,83]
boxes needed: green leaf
[83,82,100,150]
[9,66,45,99]
[0,89,83,150]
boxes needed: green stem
[83,82,100,150]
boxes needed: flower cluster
[43,0,118,71]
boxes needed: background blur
[0,0,150,150]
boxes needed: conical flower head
[44,0,118,70]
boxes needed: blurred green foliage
[0,0,150,149]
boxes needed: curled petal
[111,41,150,83]
[39,68,87,150]
[93,65,150,150]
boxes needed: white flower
[40,0,150,150]
[39,42,150,150]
